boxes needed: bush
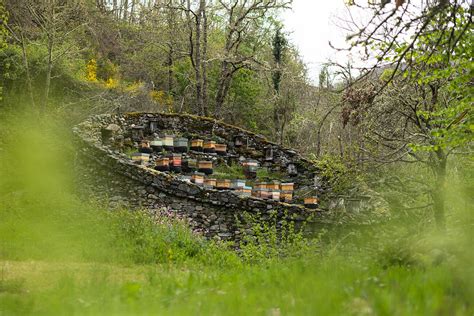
[238,211,319,264]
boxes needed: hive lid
[132,152,150,157]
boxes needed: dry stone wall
[73,113,333,241]
[74,112,391,242]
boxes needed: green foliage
[213,163,245,179]
[391,8,473,154]
[310,154,358,194]
[255,167,285,180]
[107,209,206,264]
[238,211,317,264]
[0,2,8,101]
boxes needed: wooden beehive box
[174,137,189,153]
[280,183,294,191]
[204,178,217,188]
[132,152,150,165]
[267,180,280,190]
[198,160,213,174]
[190,139,204,151]
[216,179,231,189]
[304,196,319,209]
[203,140,216,153]
[215,143,227,156]
[231,179,246,189]
[191,172,205,185]
[280,191,293,202]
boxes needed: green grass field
[0,116,472,315]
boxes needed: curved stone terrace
[73,112,334,241]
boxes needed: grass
[0,235,472,315]
[0,113,473,315]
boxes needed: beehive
[191,172,205,185]
[162,135,174,151]
[280,183,294,191]
[270,190,281,201]
[216,179,231,189]
[204,178,217,188]
[235,186,252,197]
[280,191,293,202]
[190,139,204,152]
[304,196,319,209]
[169,154,182,172]
[215,143,227,156]
[131,152,150,165]
[174,137,189,153]
[203,140,216,153]
[267,180,280,190]
[252,188,270,199]
[150,138,163,153]
[198,160,213,175]
[155,157,170,171]
[183,158,197,172]
[243,159,259,179]
[231,179,246,189]
[254,181,267,190]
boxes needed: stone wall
[73,113,331,242]
[73,112,390,242]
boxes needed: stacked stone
[73,112,339,242]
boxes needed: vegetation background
[0,0,472,315]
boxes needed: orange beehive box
[204,178,217,188]
[155,157,169,166]
[280,183,294,191]
[254,182,267,190]
[216,179,231,189]
[190,139,204,151]
[203,140,216,150]
[267,181,280,190]
[280,191,293,202]
[215,143,227,155]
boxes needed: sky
[281,0,355,84]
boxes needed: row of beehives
[129,127,277,161]
[137,135,230,155]
[132,152,259,178]
[183,176,297,203]
[131,152,319,207]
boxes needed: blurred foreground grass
[0,114,473,315]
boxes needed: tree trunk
[42,34,53,114]
[432,151,447,229]
[42,1,55,114]
[20,33,36,109]
[129,0,135,24]
[215,61,231,117]
[123,0,129,21]
[194,5,203,116]
[167,48,174,95]
[201,1,209,116]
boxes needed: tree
[342,3,473,228]
[214,0,291,117]
[271,27,286,143]
[5,0,88,113]
[0,2,8,102]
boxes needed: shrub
[237,211,319,264]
